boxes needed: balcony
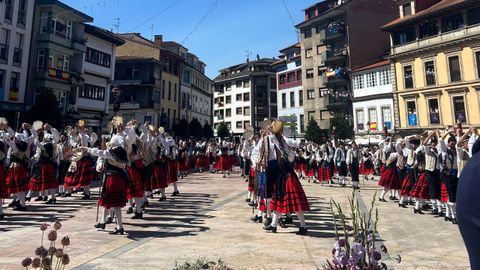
[278,79,302,90]
[48,67,71,82]
[324,48,347,65]
[326,96,350,112]
[37,33,87,53]
[325,68,348,88]
[323,23,346,43]
[392,24,480,55]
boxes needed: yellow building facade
[383,0,480,133]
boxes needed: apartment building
[382,0,480,133]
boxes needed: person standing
[346,142,360,189]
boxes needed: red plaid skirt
[270,174,310,213]
[410,172,430,200]
[304,167,315,177]
[127,166,144,199]
[317,166,332,181]
[99,174,127,208]
[167,160,178,184]
[0,165,8,198]
[150,162,168,190]
[360,161,375,175]
[219,156,232,171]
[29,163,58,191]
[177,160,189,172]
[64,156,95,188]
[248,168,255,192]
[378,166,399,190]
[294,162,302,172]
[400,173,414,196]
[6,163,29,194]
[440,181,449,203]
[195,156,209,169]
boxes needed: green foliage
[188,118,203,138]
[202,122,214,139]
[173,258,232,270]
[304,119,327,144]
[216,122,230,138]
[330,113,354,140]
[173,119,188,139]
[24,88,62,128]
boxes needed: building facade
[213,58,277,136]
[76,24,124,132]
[272,43,304,140]
[0,0,34,126]
[351,60,395,139]
[27,0,93,125]
[296,0,396,130]
[383,0,480,133]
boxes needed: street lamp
[112,86,122,116]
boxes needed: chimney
[154,35,163,48]
[256,54,260,61]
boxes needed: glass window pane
[448,56,461,82]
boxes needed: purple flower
[48,246,57,256]
[62,254,70,265]
[48,230,57,241]
[372,251,382,261]
[40,223,49,231]
[61,236,70,246]
[35,246,48,257]
[367,233,374,243]
[21,257,32,267]
[54,221,62,230]
[338,239,346,247]
[55,249,64,258]
[31,258,41,268]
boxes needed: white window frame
[446,53,463,83]
[402,63,415,89]
[423,59,437,86]
[405,98,419,127]
[381,106,392,130]
[36,49,45,71]
[450,94,468,124]
[426,96,442,125]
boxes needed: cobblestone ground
[0,171,470,270]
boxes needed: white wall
[352,66,393,98]
[352,98,395,134]
[214,79,252,134]
[277,85,304,136]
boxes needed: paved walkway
[0,172,470,270]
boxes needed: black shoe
[109,227,125,235]
[81,194,91,200]
[389,196,393,200]
[296,227,308,235]
[158,196,167,202]
[341,184,346,187]
[25,196,31,202]
[284,216,293,224]
[398,203,407,208]
[105,217,113,224]
[445,217,452,222]
[263,225,277,233]
[248,201,256,207]
[42,196,48,201]
[172,191,179,196]
[132,212,143,219]
[279,219,286,228]
[379,198,387,202]
[126,207,133,214]
[392,196,399,201]
[94,223,106,230]
[246,198,251,203]
[414,209,424,215]
[34,196,43,201]
[149,194,154,199]
[250,215,262,223]
[13,205,27,211]
[8,199,18,207]
[432,209,439,215]
[45,199,56,204]
[452,218,458,224]
[62,193,72,197]
[437,211,444,217]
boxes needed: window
[308,111,316,120]
[406,100,417,126]
[448,55,461,82]
[419,21,439,39]
[307,89,315,100]
[476,51,480,79]
[53,16,71,39]
[85,48,112,68]
[393,28,416,45]
[162,80,165,99]
[244,107,250,115]
[354,74,365,89]
[442,13,464,33]
[300,114,305,133]
[80,84,106,100]
[236,122,242,128]
[424,61,436,86]
[304,28,312,38]
[299,90,304,106]
[306,69,314,79]
[48,51,70,71]
[356,110,365,130]
[468,7,480,26]
[290,92,295,107]
[37,49,45,71]
[226,95,231,104]
[244,121,250,129]
[226,109,232,117]
[287,72,295,83]
[0,29,10,62]
[236,80,242,88]
[4,0,13,22]
[452,96,467,123]
[9,72,19,101]
[243,80,250,88]
[270,106,277,118]
[306,49,313,58]
[236,94,242,101]
[366,72,376,88]
[402,4,412,16]
[168,81,172,100]
[368,108,377,130]
[13,33,23,65]
[40,11,49,33]
[427,98,440,124]
[226,82,232,91]
[379,70,390,85]
[282,93,286,108]
[403,65,414,89]
[270,77,277,89]
[236,107,242,115]
[382,107,392,130]
[174,84,177,102]
[243,93,250,101]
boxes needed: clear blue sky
[62,0,318,79]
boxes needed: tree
[330,113,354,140]
[188,118,203,138]
[304,118,326,144]
[24,88,62,128]
[216,122,230,138]
[173,119,188,139]
[202,122,214,139]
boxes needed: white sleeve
[50,128,60,144]
[87,148,112,159]
[251,140,263,164]
[346,150,351,164]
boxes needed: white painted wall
[352,98,395,134]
